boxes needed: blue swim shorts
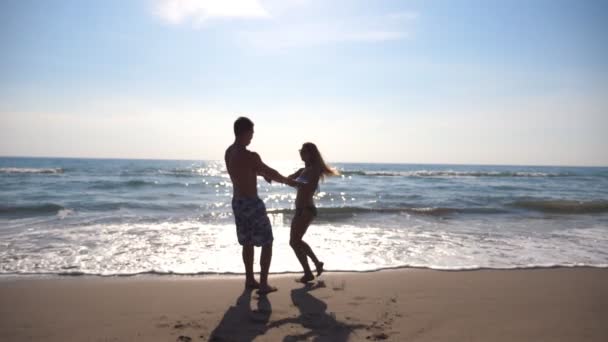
[231,197,273,247]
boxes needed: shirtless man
[225,117,297,294]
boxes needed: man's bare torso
[225,144,258,199]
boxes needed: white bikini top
[295,173,320,192]
[295,175,309,184]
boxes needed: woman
[289,142,338,283]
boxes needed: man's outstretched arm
[252,153,297,187]
[288,168,304,179]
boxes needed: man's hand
[285,178,299,187]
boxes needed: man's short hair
[234,117,254,136]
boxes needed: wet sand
[1,268,607,341]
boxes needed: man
[225,117,297,294]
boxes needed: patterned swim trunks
[232,197,273,247]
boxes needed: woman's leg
[299,240,323,276]
[290,211,314,280]
[299,240,319,265]
[298,209,323,275]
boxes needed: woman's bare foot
[297,273,315,283]
[315,261,324,277]
[257,285,278,295]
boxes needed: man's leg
[242,244,258,288]
[258,242,277,294]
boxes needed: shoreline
[2,267,607,341]
[1,264,608,280]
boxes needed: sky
[0,0,607,166]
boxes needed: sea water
[1,157,607,276]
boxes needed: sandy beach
[1,268,607,341]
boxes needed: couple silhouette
[224,117,337,295]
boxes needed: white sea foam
[57,209,74,219]
[1,219,606,276]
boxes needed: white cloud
[260,0,311,16]
[239,10,417,52]
[386,11,419,21]
[152,1,418,51]
[155,0,270,25]
[343,30,408,42]
[241,25,408,51]
[237,4,419,51]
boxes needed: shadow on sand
[269,281,368,341]
[209,288,272,341]
[209,282,367,341]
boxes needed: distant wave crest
[512,200,608,214]
[159,167,225,178]
[87,179,216,190]
[340,170,570,178]
[268,206,507,217]
[88,179,158,189]
[269,201,608,217]
[0,167,64,174]
[0,203,64,217]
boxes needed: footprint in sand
[365,295,399,341]
[172,320,202,330]
[331,280,346,291]
[155,315,170,328]
[366,332,389,340]
[347,295,368,306]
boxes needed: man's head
[234,117,254,145]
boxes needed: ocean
[1,157,607,276]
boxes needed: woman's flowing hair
[302,142,339,180]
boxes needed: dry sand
[1,268,607,341]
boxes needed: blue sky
[1,0,606,165]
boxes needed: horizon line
[1,155,606,168]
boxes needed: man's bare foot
[245,280,260,289]
[257,285,278,295]
[315,261,324,277]
[297,273,315,283]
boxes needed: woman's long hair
[302,142,339,180]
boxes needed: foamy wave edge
[1,264,607,278]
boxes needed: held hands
[261,175,297,187]
[285,177,299,187]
